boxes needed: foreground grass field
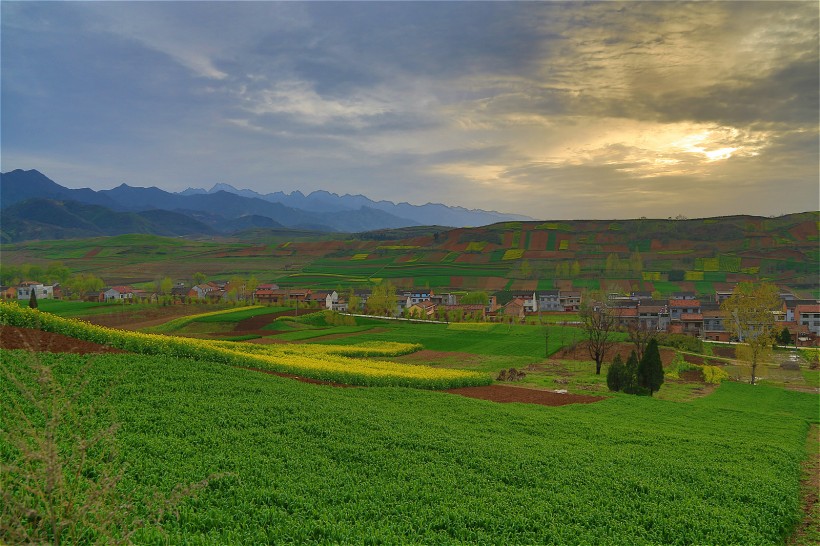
[2,348,817,544]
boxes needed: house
[671,291,697,300]
[486,295,499,314]
[104,286,135,302]
[537,290,562,312]
[795,304,820,337]
[17,282,54,301]
[613,307,639,329]
[679,313,704,336]
[560,291,581,312]
[407,301,437,319]
[430,292,458,306]
[171,284,188,299]
[702,310,730,342]
[396,294,413,313]
[637,305,669,331]
[511,292,537,313]
[1,286,16,300]
[406,290,434,305]
[715,290,734,304]
[83,291,105,302]
[189,282,222,300]
[668,299,701,321]
[783,300,819,323]
[502,298,526,320]
[255,289,312,305]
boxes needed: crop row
[0,303,490,389]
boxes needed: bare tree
[580,291,618,375]
[626,321,655,362]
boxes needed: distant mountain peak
[209,182,240,193]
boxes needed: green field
[2,349,816,544]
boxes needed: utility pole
[545,326,550,358]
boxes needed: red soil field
[446,385,604,406]
[527,231,549,251]
[0,325,127,354]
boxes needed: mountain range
[0,170,531,242]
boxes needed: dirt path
[789,423,819,545]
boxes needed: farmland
[2,212,817,297]
[2,211,819,543]
[2,343,817,544]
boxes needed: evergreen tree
[606,354,625,392]
[28,289,38,309]
[622,350,641,394]
[638,338,664,396]
[777,327,792,346]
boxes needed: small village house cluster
[5,279,819,347]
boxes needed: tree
[637,338,664,396]
[621,350,641,394]
[460,291,489,306]
[365,282,397,316]
[626,322,655,362]
[155,276,173,296]
[579,291,618,375]
[45,262,72,284]
[246,276,259,303]
[720,282,781,385]
[606,354,625,392]
[28,289,38,309]
[777,327,792,347]
[193,272,207,286]
[65,273,104,300]
[347,289,361,313]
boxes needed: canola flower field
[0,303,489,389]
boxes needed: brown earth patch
[711,346,736,359]
[394,349,482,367]
[82,247,103,258]
[0,326,127,354]
[679,369,705,382]
[683,354,707,365]
[562,342,677,367]
[447,384,605,406]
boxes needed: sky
[2,1,818,220]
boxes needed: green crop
[2,350,815,544]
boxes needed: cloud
[2,1,817,219]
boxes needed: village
[8,279,820,347]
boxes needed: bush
[657,333,703,353]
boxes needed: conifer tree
[622,350,641,394]
[638,338,664,396]
[606,354,625,392]
[28,288,38,309]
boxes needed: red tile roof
[669,299,701,307]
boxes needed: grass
[1,350,816,544]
